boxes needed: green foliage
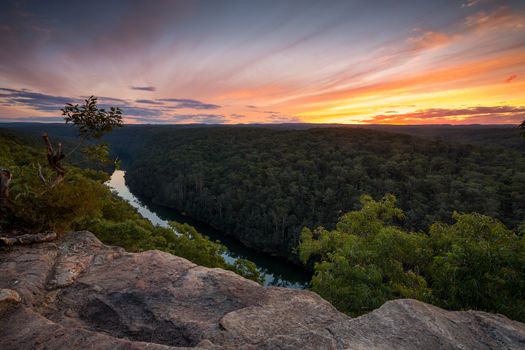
[62,96,123,140]
[167,221,227,268]
[231,258,262,283]
[121,127,525,260]
[82,142,112,164]
[428,213,525,320]
[0,130,261,283]
[299,194,525,322]
[10,169,107,231]
[336,194,404,236]
[60,96,123,167]
[300,195,431,315]
[82,199,262,282]
[0,130,107,231]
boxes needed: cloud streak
[135,99,164,105]
[0,88,226,119]
[365,106,525,124]
[0,88,73,112]
[505,74,518,83]
[130,86,156,92]
[159,98,221,110]
[406,30,456,52]
[129,113,228,124]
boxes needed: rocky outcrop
[1,231,524,349]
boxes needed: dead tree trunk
[39,133,66,188]
[0,231,57,246]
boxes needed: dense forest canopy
[299,194,525,322]
[109,126,525,258]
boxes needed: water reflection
[106,170,310,289]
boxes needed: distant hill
[2,122,522,152]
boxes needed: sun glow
[0,1,524,124]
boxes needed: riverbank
[106,170,310,288]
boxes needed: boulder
[0,231,524,349]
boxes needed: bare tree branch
[41,133,66,188]
[0,231,56,246]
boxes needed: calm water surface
[106,170,310,289]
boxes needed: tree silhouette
[39,96,124,188]
[62,96,123,140]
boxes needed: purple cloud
[159,98,221,110]
[129,113,228,124]
[130,86,156,92]
[136,99,164,105]
[0,88,73,112]
[230,113,246,119]
[0,88,161,117]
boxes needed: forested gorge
[124,127,525,258]
[0,130,261,282]
[2,123,525,323]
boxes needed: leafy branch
[38,96,124,189]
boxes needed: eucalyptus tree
[38,96,123,188]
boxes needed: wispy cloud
[505,74,518,83]
[170,114,227,124]
[130,86,156,92]
[462,0,483,8]
[366,106,525,124]
[0,116,65,123]
[466,7,525,32]
[0,88,161,117]
[135,99,164,105]
[0,88,229,121]
[263,112,302,123]
[230,113,246,119]
[116,106,160,117]
[95,96,129,104]
[159,98,221,110]
[129,113,228,124]
[406,30,456,51]
[0,88,73,112]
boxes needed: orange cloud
[407,30,456,51]
[505,74,518,83]
[365,106,525,124]
[286,50,525,109]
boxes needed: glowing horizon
[1,0,524,125]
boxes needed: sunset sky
[1,0,524,124]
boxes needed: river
[106,170,310,289]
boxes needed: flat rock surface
[1,231,524,349]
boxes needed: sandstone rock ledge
[1,231,524,350]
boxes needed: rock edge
[1,231,524,349]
